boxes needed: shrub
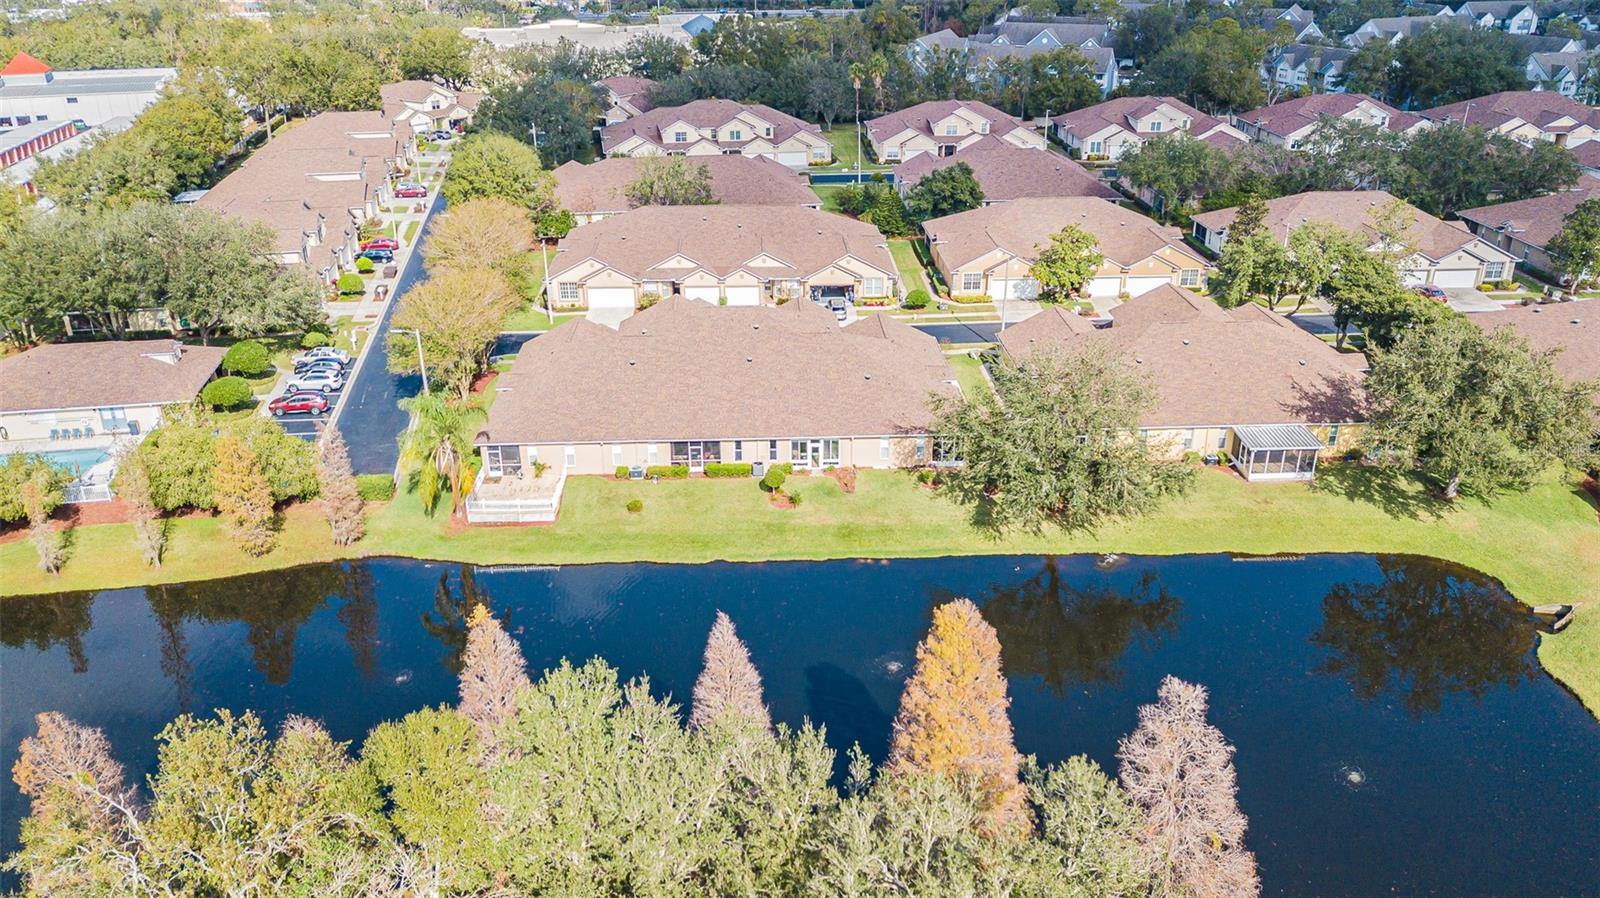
[337,272,365,295]
[915,467,937,485]
[615,465,630,479]
[760,466,786,493]
[300,331,330,349]
[626,498,643,513]
[221,340,270,376]
[788,490,803,508]
[0,454,71,523]
[903,288,931,310]
[646,464,688,479]
[638,291,662,310]
[200,376,253,409]
[356,474,396,502]
[1215,449,1232,466]
[1182,451,1202,464]
[704,463,752,478]
[355,256,376,274]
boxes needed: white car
[291,346,351,366]
[285,369,344,394]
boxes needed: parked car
[285,370,344,394]
[393,183,428,198]
[1413,284,1448,302]
[360,237,400,252]
[293,358,346,377]
[359,248,395,264]
[430,130,454,141]
[269,391,331,417]
[827,297,848,322]
[291,346,351,366]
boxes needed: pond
[2,554,1596,896]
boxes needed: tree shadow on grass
[1309,462,1450,522]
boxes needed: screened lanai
[1232,424,1324,482]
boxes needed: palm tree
[398,393,485,516]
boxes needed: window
[564,445,576,467]
[1181,429,1194,449]
[486,445,523,478]
[885,146,901,159]
[558,283,579,302]
[978,122,990,134]
[1484,262,1505,280]
[769,440,779,461]
[1179,268,1201,287]
[879,439,891,461]
[734,441,743,462]
[1088,141,1102,154]
[674,131,688,142]
[932,437,960,465]
[611,444,623,466]
[863,277,886,296]
[34,114,46,121]
[961,272,983,292]
[1149,120,1162,132]
[727,129,742,141]
[915,438,926,462]
[1326,425,1340,448]
[66,97,78,104]
[0,118,10,127]
[1217,430,1228,449]
[944,123,958,136]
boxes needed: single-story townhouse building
[922,196,1210,301]
[1344,13,1451,48]
[997,285,1368,480]
[545,204,899,316]
[597,75,656,124]
[1469,303,1599,396]
[468,297,958,520]
[1526,51,1591,98]
[1233,93,1427,149]
[1422,90,1600,147]
[552,155,820,225]
[1453,1,1538,33]
[1191,190,1518,288]
[1051,95,1248,161]
[380,80,482,133]
[893,136,1118,203]
[1237,3,1323,41]
[865,99,1045,163]
[600,99,831,169]
[1456,177,1600,280]
[0,340,226,500]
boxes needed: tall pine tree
[316,426,365,546]
[458,603,531,756]
[211,435,275,556]
[688,611,770,731]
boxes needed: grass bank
[3,466,1596,714]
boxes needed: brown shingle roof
[600,99,821,153]
[998,285,1367,427]
[1570,140,1600,169]
[1471,303,1600,385]
[597,75,656,110]
[865,99,1027,146]
[549,204,896,281]
[921,196,1206,269]
[1191,190,1486,261]
[0,340,225,413]
[479,297,957,445]
[1423,90,1600,132]
[895,138,1119,202]
[1457,177,1600,251]
[1235,93,1422,139]
[1051,95,1234,143]
[552,155,820,217]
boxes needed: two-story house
[600,99,831,169]
[1452,1,1538,33]
[1233,93,1426,149]
[1261,43,1356,94]
[865,99,1044,162]
[910,17,1122,96]
[1422,90,1600,147]
[379,80,482,134]
[596,76,656,124]
[1051,96,1248,161]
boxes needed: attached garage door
[683,286,721,303]
[987,278,1039,300]
[1124,276,1170,296]
[723,286,760,305]
[776,150,807,167]
[1432,268,1479,288]
[1086,276,1122,298]
[586,287,635,310]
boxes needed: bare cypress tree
[117,449,165,567]
[458,603,531,754]
[13,712,129,802]
[20,474,63,574]
[887,598,1026,835]
[688,610,771,732]
[316,426,365,546]
[1118,676,1260,898]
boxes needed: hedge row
[356,474,396,501]
[703,463,752,478]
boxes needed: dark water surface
[2,554,1596,896]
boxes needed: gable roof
[600,99,821,153]
[894,138,1119,201]
[1,52,50,76]
[0,340,226,414]
[1235,93,1423,139]
[1422,90,1600,132]
[997,285,1368,427]
[1051,95,1241,143]
[552,155,820,216]
[1570,140,1600,169]
[1471,303,1600,386]
[479,296,957,445]
[1457,177,1600,250]
[866,99,1028,146]
[922,196,1205,269]
[1191,190,1500,261]
[597,75,657,113]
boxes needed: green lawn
[812,184,849,213]
[817,124,891,173]
[4,465,1596,714]
[890,238,930,293]
[946,352,991,399]
[403,220,420,244]
[502,309,583,332]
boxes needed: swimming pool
[23,447,111,474]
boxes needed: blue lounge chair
[49,429,60,440]
[71,427,83,439]
[83,426,94,438]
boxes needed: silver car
[285,369,344,393]
[292,346,351,366]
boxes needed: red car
[1413,284,1448,302]
[269,391,330,417]
[361,237,400,251]
[393,184,428,198]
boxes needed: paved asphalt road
[495,321,1003,360]
[337,198,444,474]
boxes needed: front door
[687,442,705,471]
[803,439,822,468]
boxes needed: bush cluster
[336,272,365,295]
[300,331,330,349]
[200,376,253,410]
[615,465,631,480]
[220,340,270,376]
[903,288,931,309]
[355,474,396,502]
[703,463,752,478]
[355,256,375,274]
[760,466,786,493]
[646,465,689,479]
[626,498,644,513]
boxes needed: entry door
[803,440,822,468]
[687,442,705,471]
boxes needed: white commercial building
[0,51,175,128]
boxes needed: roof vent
[1298,359,1306,366]
[1181,338,1189,345]
[628,359,637,366]
[864,373,872,379]
[1134,357,1143,364]
[752,323,760,330]
[1572,318,1582,324]
[746,356,753,362]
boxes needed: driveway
[1445,289,1504,313]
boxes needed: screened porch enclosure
[1231,424,1324,482]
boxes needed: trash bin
[383,264,398,279]
[375,284,389,302]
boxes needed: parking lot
[259,352,356,442]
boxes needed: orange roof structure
[1,52,52,76]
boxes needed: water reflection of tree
[1311,557,1538,715]
[978,559,1181,693]
[0,591,94,673]
[421,565,510,674]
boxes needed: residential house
[1453,1,1538,33]
[551,155,820,225]
[997,285,1368,478]
[911,20,1122,96]
[0,51,175,128]
[544,205,899,317]
[600,99,831,168]
[1192,190,1518,288]
[1423,90,1600,146]
[922,196,1210,300]
[597,75,656,124]
[1233,93,1427,148]
[198,109,413,281]
[1456,177,1600,279]
[1570,139,1600,175]
[1051,95,1248,161]
[893,136,1119,202]
[1526,51,1592,98]
[865,99,1044,163]
[0,340,226,500]
[1469,304,1600,398]
[462,18,693,52]
[1261,43,1356,94]
[467,298,958,519]
[379,80,482,133]
[1237,4,1324,41]
[1343,14,1450,48]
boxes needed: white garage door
[586,287,635,310]
[987,278,1038,300]
[776,151,807,168]
[683,286,721,303]
[1086,277,1122,298]
[723,286,760,305]
[1432,268,1479,289]
[1124,276,1170,296]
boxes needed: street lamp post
[392,327,429,395]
